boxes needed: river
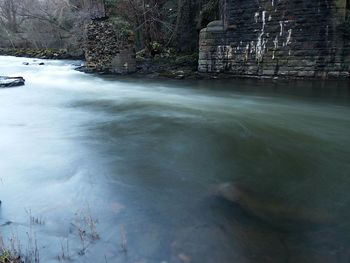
[0,56,350,263]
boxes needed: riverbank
[0,48,203,79]
[0,48,84,60]
[0,250,21,263]
[76,52,206,79]
[2,48,349,81]
[75,54,291,80]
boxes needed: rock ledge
[0,76,25,88]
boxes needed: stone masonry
[84,20,136,74]
[199,0,350,79]
[83,0,136,74]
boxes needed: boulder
[213,182,334,225]
[0,219,12,227]
[0,76,25,88]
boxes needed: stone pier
[83,0,136,74]
[199,0,350,79]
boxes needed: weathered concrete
[199,0,350,79]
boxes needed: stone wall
[84,20,136,74]
[199,0,350,79]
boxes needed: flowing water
[0,56,350,263]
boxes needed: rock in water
[0,220,12,227]
[0,76,25,88]
[213,182,334,225]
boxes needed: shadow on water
[0,56,350,262]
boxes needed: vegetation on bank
[0,209,102,263]
[0,0,220,57]
[0,232,39,263]
[0,253,15,263]
[0,48,83,59]
[0,250,21,263]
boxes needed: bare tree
[0,0,23,32]
[0,0,90,48]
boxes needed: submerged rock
[0,76,25,88]
[178,253,191,263]
[0,220,12,227]
[213,182,334,225]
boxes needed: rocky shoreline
[70,54,350,81]
[1,49,350,81]
[75,54,281,80]
[0,48,84,60]
[76,64,350,81]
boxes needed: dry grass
[0,249,21,263]
[0,232,39,263]
[119,224,127,254]
[71,209,100,256]
[1,207,105,262]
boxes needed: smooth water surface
[0,56,350,263]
